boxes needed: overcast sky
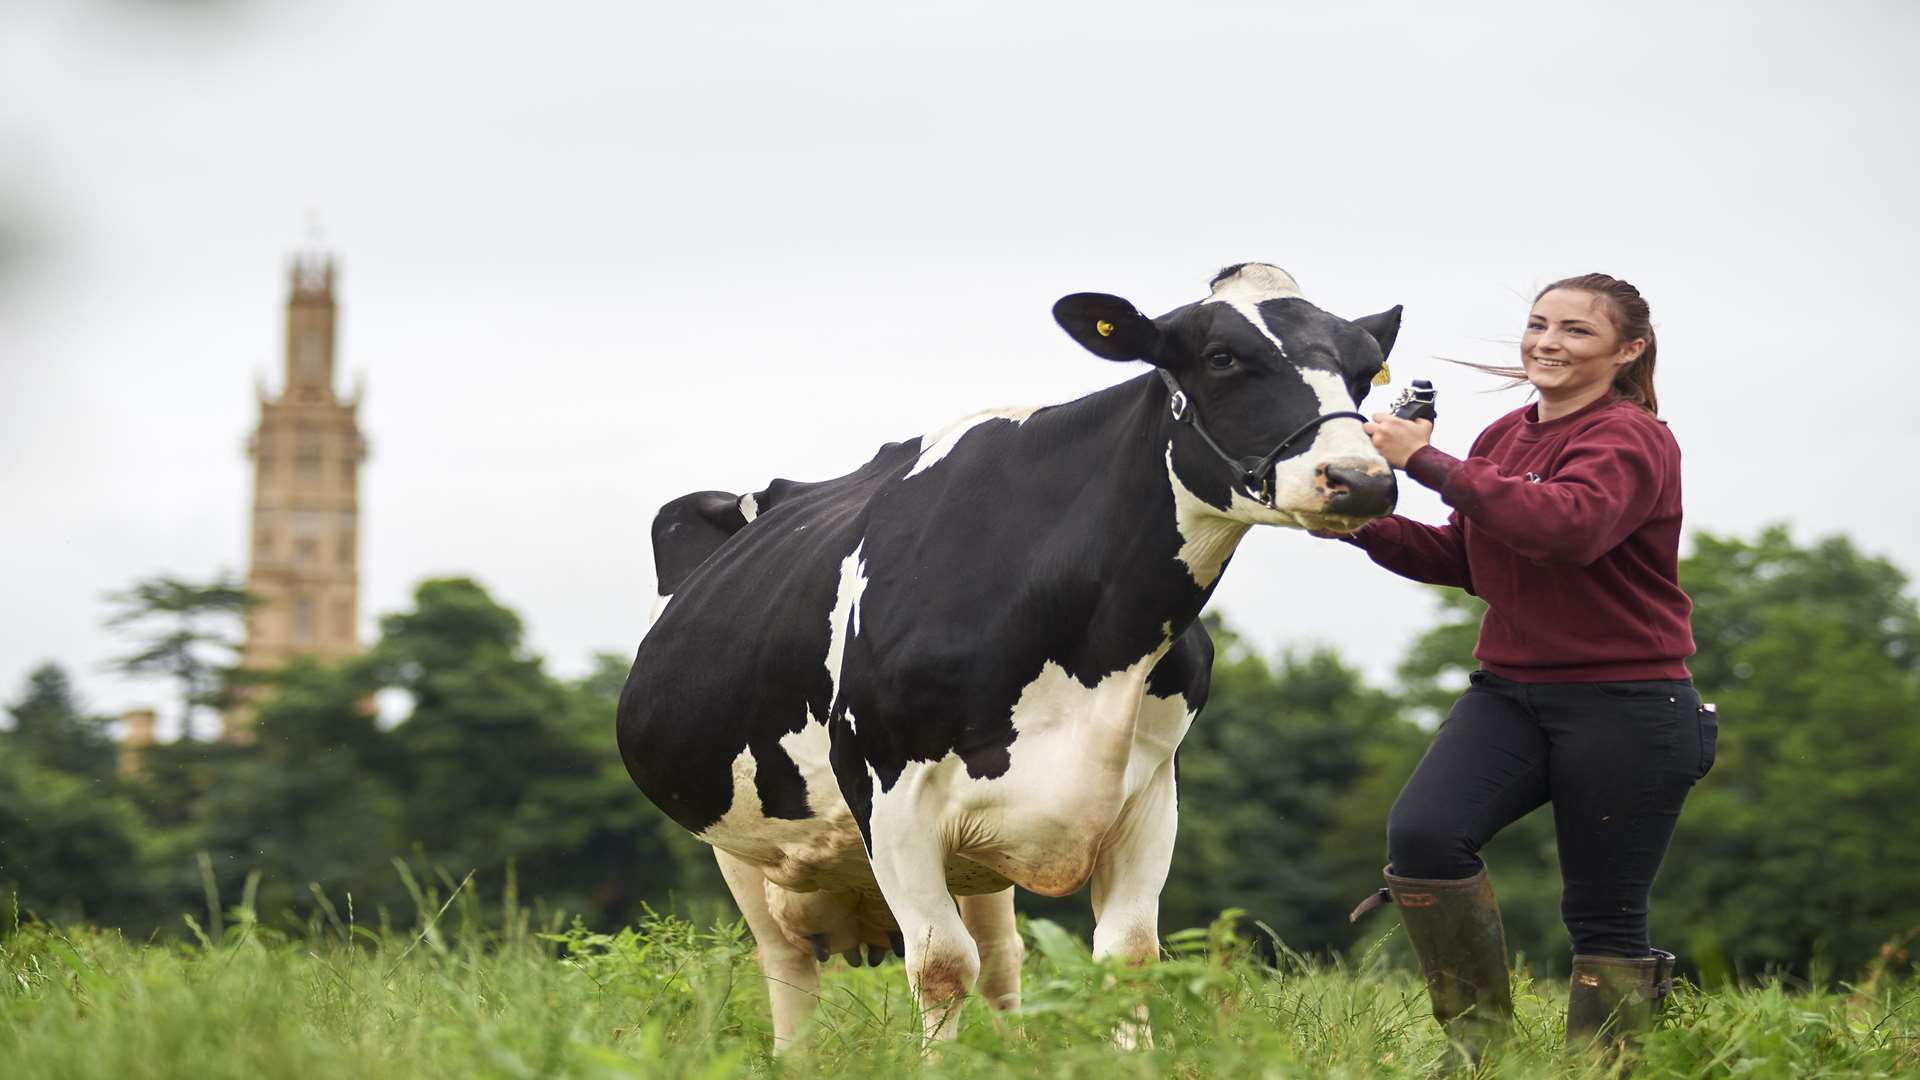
[4,0,1917,737]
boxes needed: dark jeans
[1386,670,1716,957]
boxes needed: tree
[1655,527,1920,982]
[158,656,410,925]
[5,662,115,778]
[0,751,151,928]
[105,575,254,737]
[370,579,723,926]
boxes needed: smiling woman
[1523,283,1653,418]
[1328,273,1705,1062]
[1439,273,1659,421]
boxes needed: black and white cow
[618,264,1401,1048]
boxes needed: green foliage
[98,577,719,938]
[103,574,254,731]
[4,663,115,779]
[1655,527,1920,983]
[0,753,151,928]
[165,658,409,923]
[376,578,582,869]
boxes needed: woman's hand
[1363,413,1433,470]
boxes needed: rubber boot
[1566,948,1676,1048]
[1380,864,1514,1062]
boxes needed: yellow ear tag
[1096,319,1115,338]
[1373,363,1392,386]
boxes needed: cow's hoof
[809,934,830,962]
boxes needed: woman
[1337,274,1712,1054]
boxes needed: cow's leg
[957,887,1024,1011]
[868,814,978,1043]
[713,848,820,1052]
[1090,758,1179,1049]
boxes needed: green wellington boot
[1353,864,1514,1061]
[1566,948,1676,1048]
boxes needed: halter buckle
[1168,391,1189,421]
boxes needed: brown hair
[1452,273,1660,414]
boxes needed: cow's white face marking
[739,493,760,522]
[906,405,1043,479]
[1202,264,1304,359]
[1265,367,1381,513]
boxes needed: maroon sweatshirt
[1344,392,1695,682]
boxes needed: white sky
[3,0,1917,737]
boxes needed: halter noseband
[1156,368,1367,507]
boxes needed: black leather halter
[1156,369,1367,507]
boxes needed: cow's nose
[1322,461,1397,517]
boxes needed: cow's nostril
[1323,463,1397,517]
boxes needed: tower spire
[284,242,338,403]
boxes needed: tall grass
[2,875,1915,1078]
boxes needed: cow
[617,263,1402,1049]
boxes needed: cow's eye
[1206,351,1236,371]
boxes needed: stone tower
[229,250,368,740]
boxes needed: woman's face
[1521,289,1644,402]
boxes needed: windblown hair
[1453,273,1660,414]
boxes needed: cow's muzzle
[1321,460,1397,518]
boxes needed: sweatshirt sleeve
[1403,416,1667,567]
[1339,511,1475,592]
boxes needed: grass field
[3,878,1916,1079]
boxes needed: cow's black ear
[1053,293,1160,362]
[1352,305,1403,360]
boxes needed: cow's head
[1053,263,1400,533]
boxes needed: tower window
[337,533,354,565]
[294,598,315,645]
[296,538,318,565]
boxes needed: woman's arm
[1404,418,1668,566]
[1339,513,1476,591]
